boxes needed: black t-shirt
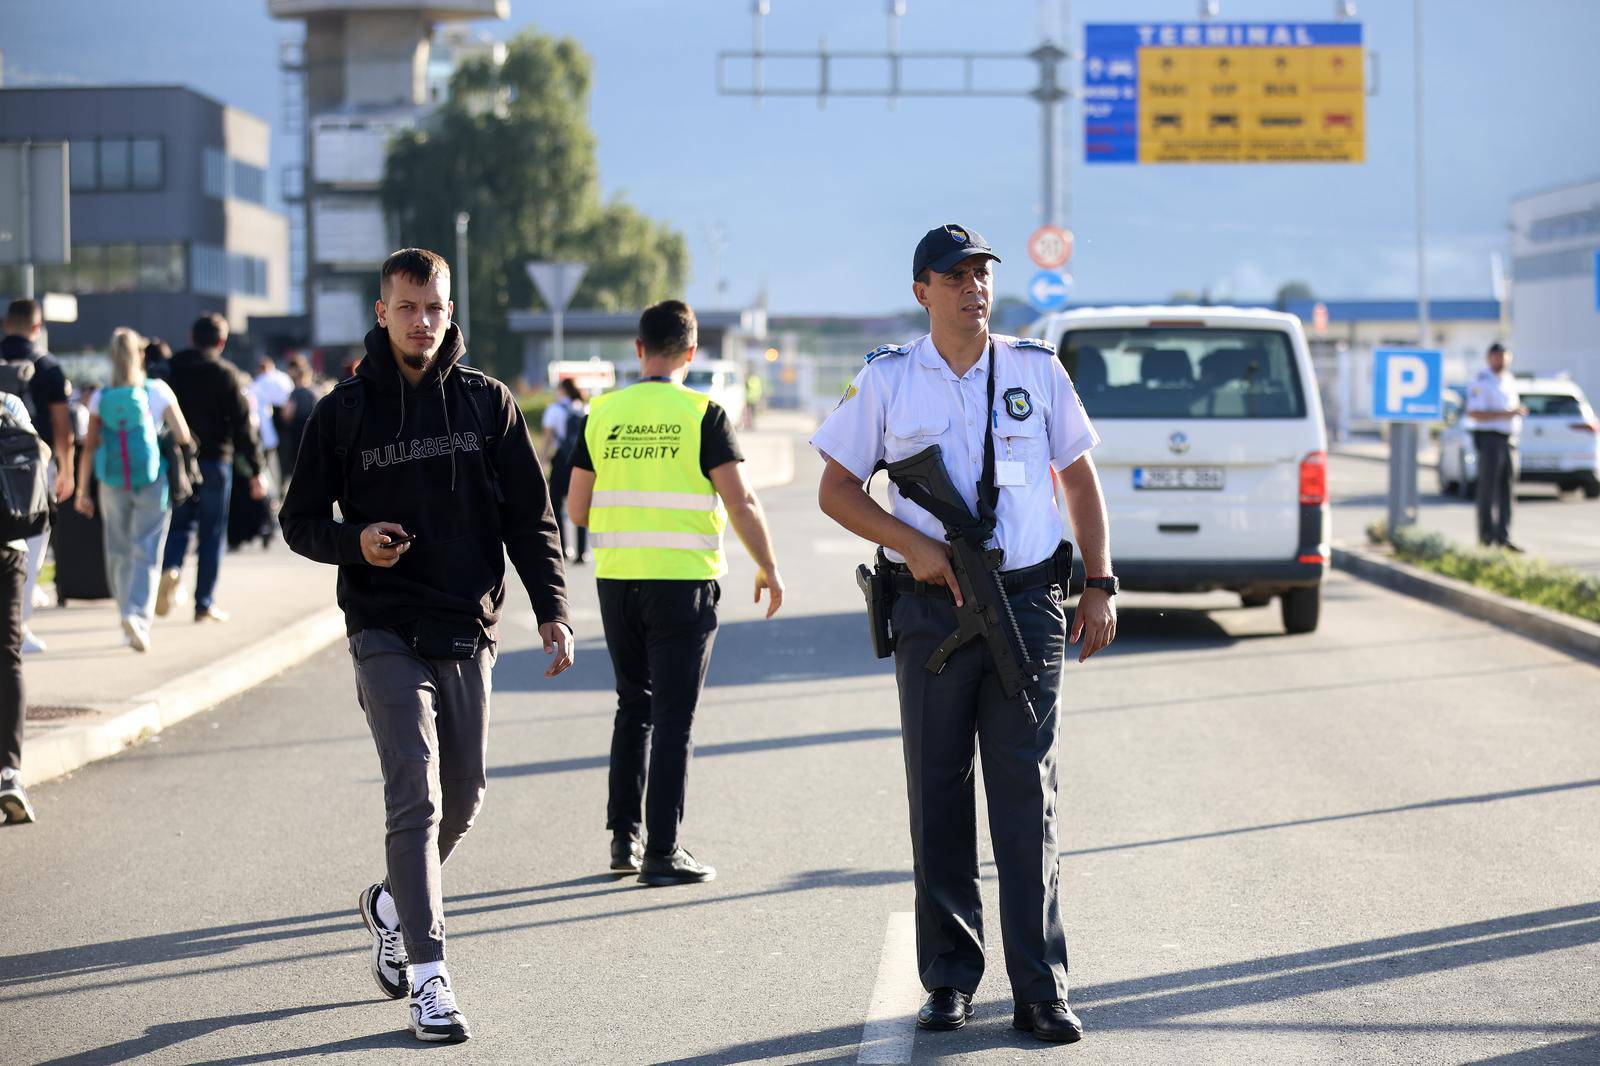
[571,398,743,478]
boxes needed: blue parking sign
[1372,348,1443,421]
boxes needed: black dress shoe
[609,832,643,873]
[1013,999,1084,1043]
[917,987,973,1031]
[1503,541,1526,553]
[638,845,715,886]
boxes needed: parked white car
[617,359,746,425]
[1436,377,1600,499]
[1031,306,1330,633]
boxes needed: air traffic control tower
[269,1,507,350]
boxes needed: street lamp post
[454,212,470,343]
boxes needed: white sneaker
[357,883,409,1000]
[0,770,36,824]
[30,585,50,609]
[155,568,182,617]
[21,627,45,655]
[121,617,151,653]
[409,975,470,1043]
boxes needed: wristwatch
[1083,575,1119,595]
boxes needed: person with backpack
[541,377,589,564]
[156,313,266,624]
[3,299,77,654]
[0,385,49,824]
[71,329,194,652]
[280,248,572,1045]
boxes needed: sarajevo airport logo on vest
[362,432,482,472]
[602,422,686,461]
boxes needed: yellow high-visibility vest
[584,381,726,580]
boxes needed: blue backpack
[96,385,162,490]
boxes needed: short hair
[638,300,697,357]
[914,268,931,287]
[4,298,41,334]
[144,338,172,361]
[381,247,451,297]
[558,378,587,403]
[192,312,228,350]
[1487,342,1506,356]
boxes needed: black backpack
[0,361,38,423]
[0,398,52,542]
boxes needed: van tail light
[1299,450,1327,505]
[1571,422,1598,433]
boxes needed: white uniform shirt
[1466,367,1521,437]
[810,333,1100,571]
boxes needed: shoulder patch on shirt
[1012,337,1057,355]
[864,343,910,364]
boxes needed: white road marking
[858,911,921,1064]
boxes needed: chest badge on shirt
[1003,387,1033,421]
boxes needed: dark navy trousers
[891,584,1071,1005]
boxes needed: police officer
[566,299,784,885]
[1465,342,1527,550]
[811,224,1116,1044]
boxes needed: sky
[4,0,1599,316]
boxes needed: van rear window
[1061,328,1306,419]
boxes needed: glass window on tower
[69,140,98,191]
[98,138,130,190]
[131,138,163,190]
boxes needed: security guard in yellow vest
[567,300,784,885]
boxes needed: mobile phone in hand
[384,533,416,547]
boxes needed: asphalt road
[1330,452,1600,575]
[4,446,1599,1065]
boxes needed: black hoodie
[280,323,569,639]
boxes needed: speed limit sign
[1028,226,1073,270]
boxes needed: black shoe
[1013,999,1084,1043]
[1503,541,1526,553]
[610,832,643,874]
[917,987,973,1031]
[638,845,715,886]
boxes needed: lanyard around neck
[979,340,998,521]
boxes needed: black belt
[888,545,1069,600]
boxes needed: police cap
[912,223,1001,280]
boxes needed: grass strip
[1366,522,1600,625]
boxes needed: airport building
[1510,176,1600,401]
[0,85,289,352]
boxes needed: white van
[1032,306,1330,633]
[617,359,746,425]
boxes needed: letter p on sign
[1373,348,1443,422]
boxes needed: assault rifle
[885,444,1043,724]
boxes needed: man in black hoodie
[280,248,572,1045]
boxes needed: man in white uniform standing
[811,223,1117,1044]
[1465,342,1527,550]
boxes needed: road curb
[22,606,348,787]
[1331,544,1600,664]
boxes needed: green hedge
[1371,523,1600,624]
[518,393,551,427]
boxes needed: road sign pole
[20,141,34,300]
[1391,0,1428,537]
[553,305,564,366]
[454,212,470,344]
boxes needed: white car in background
[1030,306,1330,633]
[1436,376,1600,499]
[617,359,747,425]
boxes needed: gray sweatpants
[892,585,1071,1005]
[350,626,494,964]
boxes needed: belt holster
[856,548,898,659]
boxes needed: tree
[383,30,688,379]
[1274,280,1314,311]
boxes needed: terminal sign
[1084,22,1365,165]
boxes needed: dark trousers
[1474,431,1515,546]
[350,627,494,964]
[550,485,588,559]
[162,457,233,610]
[892,585,1070,1005]
[598,578,719,851]
[0,547,25,772]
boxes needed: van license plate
[1134,466,1225,490]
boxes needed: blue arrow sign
[1027,270,1071,312]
